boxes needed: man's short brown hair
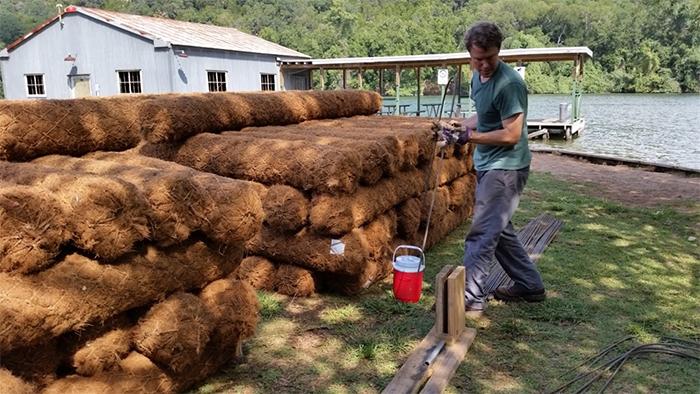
[464,22,504,52]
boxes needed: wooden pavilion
[278,47,593,139]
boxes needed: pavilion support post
[358,68,363,89]
[456,64,463,114]
[379,69,384,96]
[572,55,584,120]
[319,68,325,90]
[279,67,285,91]
[343,69,347,89]
[395,65,401,113]
[307,70,312,91]
[416,67,422,116]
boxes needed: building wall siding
[0,12,302,100]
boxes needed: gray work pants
[463,166,544,309]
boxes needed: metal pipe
[424,340,446,366]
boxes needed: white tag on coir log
[330,239,345,255]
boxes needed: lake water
[383,93,700,171]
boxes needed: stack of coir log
[132,107,476,297]
[0,89,475,394]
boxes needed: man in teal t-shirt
[436,22,545,315]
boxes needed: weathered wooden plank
[446,266,465,343]
[421,327,477,394]
[380,327,439,394]
[434,265,454,339]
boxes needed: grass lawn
[195,172,700,394]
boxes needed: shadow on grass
[195,172,700,394]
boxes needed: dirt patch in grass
[531,152,700,211]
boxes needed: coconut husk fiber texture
[309,166,427,236]
[233,256,277,291]
[247,210,397,276]
[43,280,259,394]
[274,264,317,297]
[0,161,151,260]
[133,292,215,373]
[261,184,309,233]
[41,351,178,394]
[0,235,243,353]
[1,338,61,387]
[0,96,143,162]
[136,132,363,194]
[405,198,475,252]
[233,127,394,185]
[0,368,37,394]
[447,172,477,209]
[33,154,206,247]
[0,181,69,275]
[396,197,422,238]
[420,186,451,229]
[61,313,134,377]
[139,90,382,144]
[199,277,260,345]
[432,154,473,186]
[238,124,405,177]
[82,151,266,245]
[299,116,438,168]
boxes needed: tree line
[1,0,699,98]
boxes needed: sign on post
[437,68,449,85]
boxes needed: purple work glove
[440,125,472,146]
[455,125,473,145]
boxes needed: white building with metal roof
[0,6,311,100]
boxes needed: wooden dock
[527,117,585,140]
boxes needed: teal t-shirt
[471,59,531,171]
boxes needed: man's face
[469,45,500,78]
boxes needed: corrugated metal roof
[2,6,309,59]
[75,7,309,58]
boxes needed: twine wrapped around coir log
[90,150,300,236]
[0,368,37,394]
[420,186,451,229]
[0,96,142,162]
[83,151,265,245]
[433,154,473,186]
[405,199,474,252]
[199,278,260,347]
[0,235,243,353]
[446,172,477,208]
[137,132,363,194]
[61,313,134,377]
[309,166,427,236]
[43,280,260,394]
[247,210,397,276]
[139,90,382,144]
[42,351,178,394]
[233,127,393,185]
[262,184,310,233]
[0,181,69,274]
[133,292,215,373]
[239,124,404,177]
[300,116,437,168]
[396,197,422,238]
[0,161,150,260]
[275,264,317,297]
[233,256,277,291]
[33,155,206,247]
